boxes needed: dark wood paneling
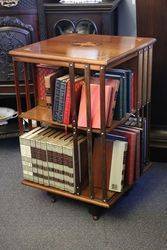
[38,0,122,39]
[136,0,167,126]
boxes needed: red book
[119,126,141,181]
[36,64,55,102]
[63,76,84,125]
[112,128,137,186]
[78,78,113,129]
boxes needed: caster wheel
[93,215,99,221]
[51,197,57,203]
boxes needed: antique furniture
[37,0,122,40]
[10,34,155,219]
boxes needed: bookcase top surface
[9,34,156,66]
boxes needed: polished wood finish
[19,105,134,134]
[10,34,155,210]
[22,179,127,208]
[69,63,80,195]
[9,34,156,66]
[85,64,94,199]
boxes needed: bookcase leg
[47,192,58,203]
[88,205,104,221]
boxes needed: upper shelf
[19,105,132,134]
[9,34,156,67]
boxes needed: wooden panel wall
[136,0,167,126]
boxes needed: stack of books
[19,127,88,194]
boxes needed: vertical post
[23,63,32,130]
[146,45,153,163]
[100,65,107,202]
[69,62,80,195]
[31,63,41,127]
[13,60,24,134]
[142,47,149,163]
[31,63,38,107]
[85,64,94,199]
[137,50,143,127]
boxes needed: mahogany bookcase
[9,34,156,220]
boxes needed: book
[92,136,128,192]
[30,127,52,184]
[100,72,126,120]
[46,132,73,190]
[119,126,141,181]
[78,78,113,129]
[46,131,67,189]
[88,76,119,126]
[19,127,48,181]
[63,76,84,125]
[36,64,55,102]
[44,73,56,108]
[109,140,128,192]
[62,135,87,193]
[52,74,69,122]
[36,129,59,185]
[19,127,42,181]
[112,128,137,186]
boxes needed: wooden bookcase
[9,34,156,219]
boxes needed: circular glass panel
[75,20,97,34]
[54,19,75,36]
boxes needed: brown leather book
[92,137,113,189]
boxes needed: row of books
[20,116,147,193]
[93,122,143,192]
[19,127,88,194]
[42,69,135,129]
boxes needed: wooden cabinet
[37,0,122,39]
[9,34,155,219]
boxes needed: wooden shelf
[22,179,129,208]
[20,105,133,133]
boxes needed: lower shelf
[22,162,152,208]
[22,180,129,208]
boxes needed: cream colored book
[35,129,57,185]
[30,127,52,183]
[46,132,73,190]
[109,140,128,192]
[19,127,48,181]
[39,129,62,186]
[46,131,67,188]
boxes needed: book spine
[122,76,127,117]
[47,147,55,187]
[40,141,49,186]
[114,78,123,120]
[56,81,67,123]
[52,144,64,190]
[63,81,71,125]
[30,139,39,183]
[53,79,61,121]
[109,141,128,192]
[63,145,75,193]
